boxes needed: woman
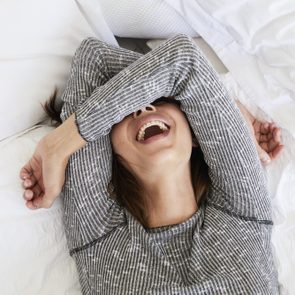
[20,35,283,294]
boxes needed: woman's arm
[71,34,273,220]
[21,35,281,223]
[59,38,143,123]
[21,39,143,211]
[236,101,283,164]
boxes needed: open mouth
[136,120,170,142]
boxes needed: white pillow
[98,0,198,38]
[0,125,81,294]
[0,0,117,141]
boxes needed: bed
[0,0,294,294]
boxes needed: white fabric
[163,3,295,289]
[164,0,295,139]
[0,125,81,294]
[1,73,295,294]
[0,0,117,141]
[98,0,197,38]
[221,73,295,295]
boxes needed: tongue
[144,125,164,141]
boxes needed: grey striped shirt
[60,34,279,294]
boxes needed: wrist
[44,113,87,158]
[236,100,254,123]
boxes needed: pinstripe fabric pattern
[59,34,279,294]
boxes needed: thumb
[33,188,58,209]
[255,143,271,165]
[44,166,64,208]
[34,157,66,209]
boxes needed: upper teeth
[137,120,169,141]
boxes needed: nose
[133,104,156,118]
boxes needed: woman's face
[110,98,194,179]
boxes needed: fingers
[258,123,275,143]
[270,144,284,160]
[20,170,60,210]
[253,121,272,143]
[273,127,281,142]
[258,123,281,144]
[24,192,54,210]
[22,174,38,189]
[23,184,42,201]
[22,169,40,201]
[260,122,269,135]
[256,144,271,165]
[254,120,284,164]
[20,162,34,180]
[23,185,58,210]
[21,167,50,210]
[267,124,282,154]
[25,195,45,210]
[30,194,55,209]
[258,133,270,143]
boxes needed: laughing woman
[20,35,283,294]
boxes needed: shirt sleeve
[60,38,142,122]
[59,38,144,248]
[74,34,271,221]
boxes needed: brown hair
[42,92,210,228]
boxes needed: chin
[142,149,188,170]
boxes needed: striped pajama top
[59,34,279,294]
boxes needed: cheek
[176,115,193,143]
[111,115,133,150]
[111,128,122,154]
[111,124,130,156]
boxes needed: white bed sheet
[1,73,294,295]
[1,35,294,294]
[165,0,295,138]
[221,72,295,295]
[161,2,295,291]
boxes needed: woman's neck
[141,163,198,229]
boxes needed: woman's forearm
[74,35,194,142]
[72,34,271,220]
[45,113,87,159]
[236,101,254,124]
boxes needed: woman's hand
[236,101,284,165]
[19,114,87,209]
[251,120,284,164]
[20,138,70,209]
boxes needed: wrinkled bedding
[1,71,294,294]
